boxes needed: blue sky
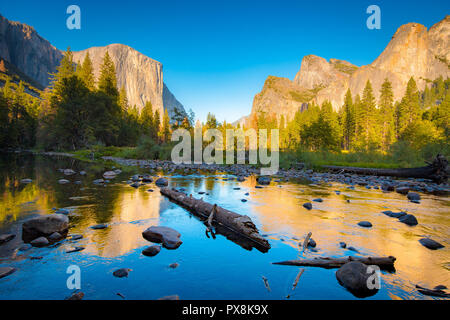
[1,0,449,122]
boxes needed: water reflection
[0,154,449,300]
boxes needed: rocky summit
[246,16,450,122]
[0,14,186,120]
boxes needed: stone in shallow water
[398,214,418,226]
[66,247,85,253]
[58,179,70,184]
[20,178,32,184]
[407,192,421,201]
[336,261,379,298]
[65,291,84,300]
[169,263,179,269]
[308,238,317,248]
[142,245,161,257]
[155,178,168,186]
[142,226,182,249]
[257,176,271,185]
[113,268,132,278]
[241,199,247,202]
[396,187,410,195]
[358,221,372,228]
[22,214,68,241]
[130,182,140,188]
[0,267,16,279]
[48,232,63,241]
[339,242,347,249]
[382,210,406,218]
[30,236,49,247]
[419,238,444,250]
[103,171,118,179]
[303,203,312,210]
[312,198,323,202]
[90,223,108,230]
[0,233,15,245]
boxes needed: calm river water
[0,154,449,300]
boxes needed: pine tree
[140,101,155,137]
[161,109,171,142]
[98,51,118,98]
[77,52,96,90]
[356,80,379,150]
[396,77,421,136]
[118,86,129,111]
[341,89,355,150]
[378,78,395,151]
[50,47,76,98]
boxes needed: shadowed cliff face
[249,15,450,121]
[0,14,186,119]
[0,14,63,87]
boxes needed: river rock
[103,171,118,179]
[169,262,179,269]
[48,232,63,241]
[113,268,132,278]
[312,198,323,202]
[303,202,312,210]
[339,242,347,248]
[155,178,168,186]
[257,176,271,185]
[336,261,379,298]
[93,179,104,184]
[142,245,161,257]
[308,238,317,248]
[142,175,153,183]
[241,199,247,202]
[64,169,76,176]
[396,187,410,195]
[358,221,372,228]
[19,243,32,251]
[90,223,108,230]
[20,178,32,184]
[58,179,70,184]
[398,214,418,226]
[419,238,445,250]
[0,267,16,279]
[407,192,421,201]
[142,226,182,249]
[30,236,49,247]
[66,247,85,253]
[382,210,406,218]
[0,233,15,245]
[22,214,69,241]
[130,182,140,188]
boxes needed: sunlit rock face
[248,15,450,121]
[73,44,166,116]
[0,14,63,87]
[0,14,186,119]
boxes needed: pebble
[142,245,161,257]
[303,202,312,210]
[113,268,132,278]
[358,221,372,228]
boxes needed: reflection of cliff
[246,181,450,291]
[76,189,162,258]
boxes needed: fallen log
[160,187,270,251]
[273,256,396,271]
[323,154,448,184]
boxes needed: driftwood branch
[323,154,448,184]
[273,256,396,270]
[160,188,270,251]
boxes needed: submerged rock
[113,268,132,278]
[130,182,140,188]
[103,171,118,179]
[48,232,63,241]
[0,267,16,279]
[382,210,406,218]
[312,198,323,202]
[396,187,409,195]
[336,261,379,298]
[169,263,179,269]
[398,214,418,226]
[303,202,313,210]
[142,245,161,257]
[358,221,372,228]
[58,179,70,184]
[22,214,69,241]
[66,247,85,253]
[339,242,347,249]
[90,223,108,230]
[30,236,49,247]
[419,238,445,250]
[0,233,15,245]
[64,169,76,176]
[142,226,182,249]
[20,178,32,184]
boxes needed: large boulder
[0,267,16,279]
[142,226,182,249]
[22,214,69,242]
[336,261,379,298]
